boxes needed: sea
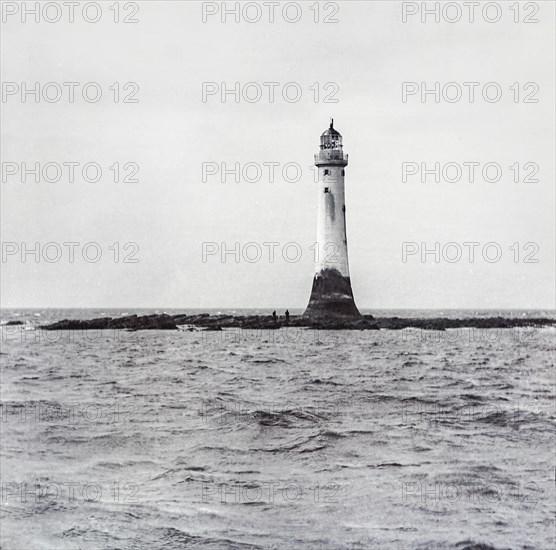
[1,309,555,550]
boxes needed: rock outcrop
[39,313,554,332]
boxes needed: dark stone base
[304,268,361,319]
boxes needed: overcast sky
[1,1,554,309]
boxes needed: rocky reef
[39,313,555,332]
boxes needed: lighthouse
[304,120,361,319]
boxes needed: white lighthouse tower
[304,120,361,319]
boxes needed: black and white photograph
[1,1,555,548]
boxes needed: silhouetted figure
[272,311,277,322]
[285,310,290,323]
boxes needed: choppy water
[1,309,555,549]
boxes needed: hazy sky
[1,0,554,309]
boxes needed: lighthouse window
[324,187,329,193]
[342,170,345,175]
[324,169,330,175]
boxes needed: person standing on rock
[272,311,277,322]
[285,310,290,323]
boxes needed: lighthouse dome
[321,119,341,137]
[320,119,343,150]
